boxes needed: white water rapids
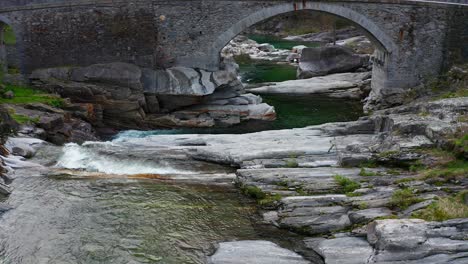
[55,142,191,175]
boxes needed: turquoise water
[113,95,363,139]
[239,61,297,83]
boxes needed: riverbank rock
[4,104,98,145]
[208,240,311,264]
[247,72,371,99]
[298,46,369,79]
[304,218,468,264]
[31,62,276,130]
[5,137,47,159]
[221,35,292,62]
[368,219,468,262]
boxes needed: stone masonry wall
[0,0,466,108]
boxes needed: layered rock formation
[30,62,276,130]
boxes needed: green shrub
[285,158,299,168]
[390,188,423,210]
[334,175,361,194]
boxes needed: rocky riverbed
[2,93,465,263]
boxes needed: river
[0,37,363,263]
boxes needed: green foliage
[0,84,64,107]
[422,159,468,183]
[412,192,468,221]
[409,160,426,172]
[359,167,379,177]
[3,25,16,46]
[11,114,39,125]
[242,185,266,200]
[334,175,361,194]
[285,158,299,168]
[241,185,282,207]
[436,89,468,100]
[357,202,368,210]
[453,134,468,152]
[359,160,378,168]
[390,188,423,210]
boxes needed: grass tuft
[334,175,361,194]
[0,84,64,107]
[390,188,424,210]
[412,192,468,221]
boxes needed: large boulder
[70,62,142,90]
[208,240,311,264]
[247,72,371,99]
[298,46,369,79]
[367,219,468,262]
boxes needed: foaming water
[56,143,191,175]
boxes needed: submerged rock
[208,240,311,264]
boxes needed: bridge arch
[206,2,397,70]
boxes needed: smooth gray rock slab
[367,219,468,262]
[208,240,311,264]
[310,237,373,264]
[5,137,47,159]
[248,72,370,99]
[348,208,393,224]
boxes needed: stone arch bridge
[0,0,467,107]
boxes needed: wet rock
[0,183,12,196]
[348,208,393,224]
[5,137,47,159]
[298,46,369,79]
[208,240,311,264]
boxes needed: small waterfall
[56,143,190,175]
